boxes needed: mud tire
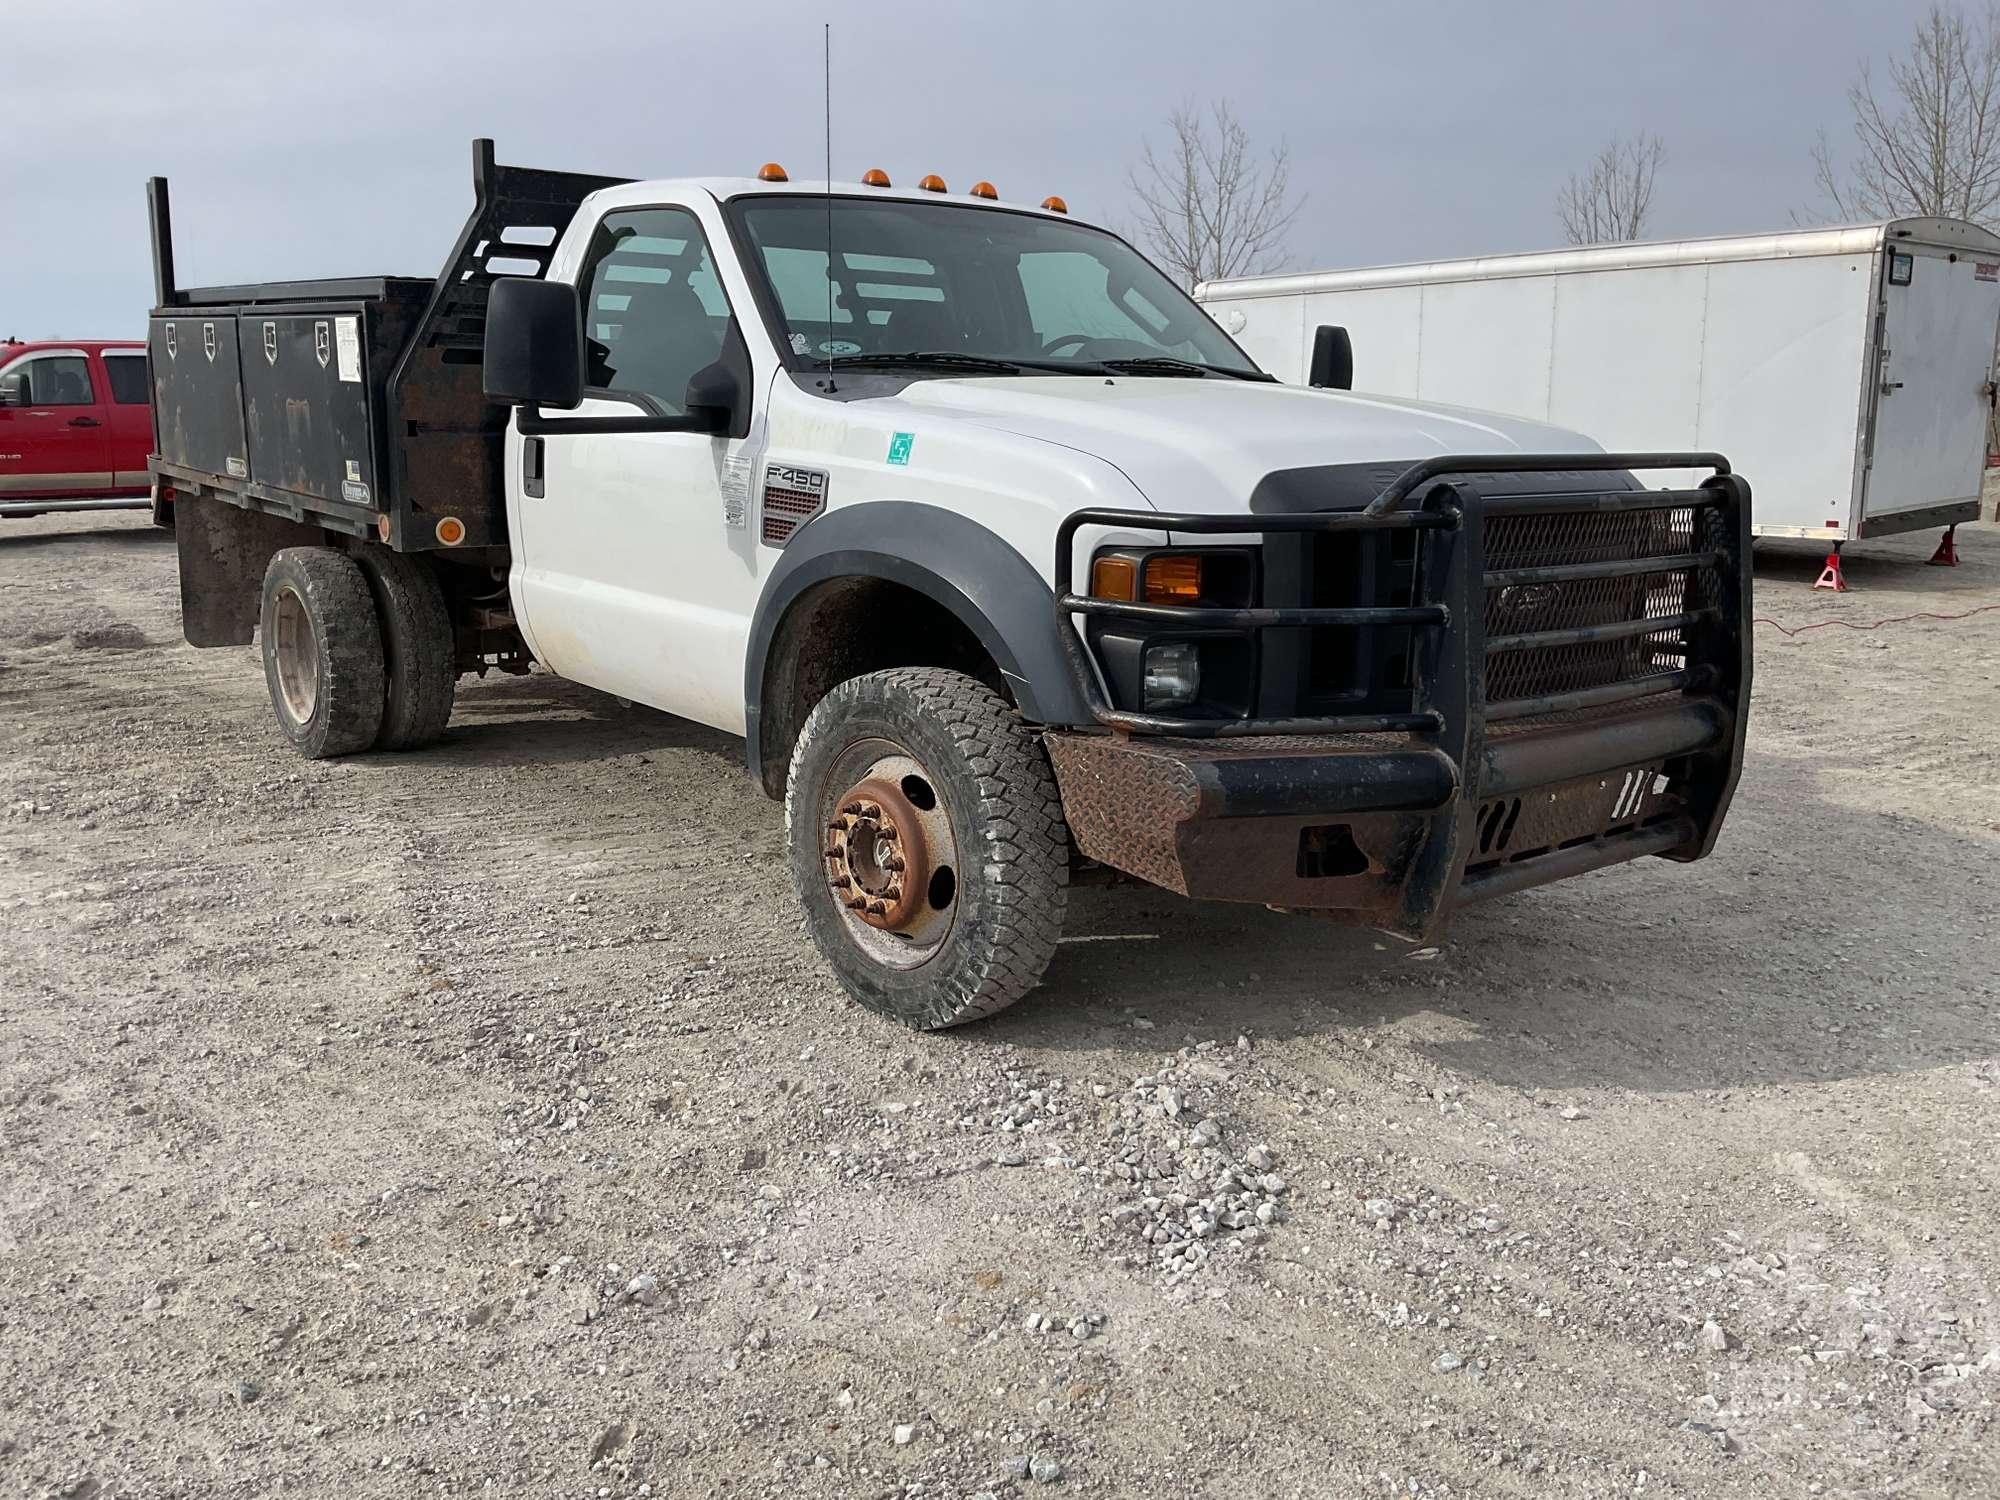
[354,548,455,751]
[259,547,385,759]
[785,667,1069,1029]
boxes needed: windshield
[730,195,1265,377]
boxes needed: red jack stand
[1928,526,1960,566]
[1813,546,1848,592]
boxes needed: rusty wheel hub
[824,777,932,931]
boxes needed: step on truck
[145,140,1753,1029]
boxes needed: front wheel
[785,667,1070,1029]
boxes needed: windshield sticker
[818,339,862,355]
[789,332,811,356]
[886,432,915,466]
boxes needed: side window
[577,207,736,414]
[10,355,96,406]
[103,355,150,406]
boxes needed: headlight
[1143,641,1201,709]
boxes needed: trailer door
[1864,245,2000,520]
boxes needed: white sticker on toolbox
[335,316,362,383]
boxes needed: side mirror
[0,371,26,407]
[684,361,741,436]
[1308,324,1353,391]
[484,277,583,409]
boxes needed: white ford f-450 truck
[144,142,1752,1028]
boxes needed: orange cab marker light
[435,516,467,547]
[758,162,789,182]
[917,173,948,193]
[1090,555,1138,602]
[970,181,999,200]
[862,168,892,187]
[1041,194,1069,214]
[1144,554,1203,603]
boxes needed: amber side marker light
[435,516,467,547]
[970,181,999,200]
[1144,554,1204,602]
[758,162,789,182]
[1090,555,1138,601]
[862,168,892,187]
[1041,195,1069,214]
[917,173,948,193]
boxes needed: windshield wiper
[823,350,1025,374]
[1094,356,1270,381]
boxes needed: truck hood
[896,376,1603,513]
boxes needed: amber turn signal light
[1143,554,1203,602]
[1090,555,1138,601]
[758,162,789,182]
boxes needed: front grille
[1482,504,1722,712]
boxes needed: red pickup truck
[0,338,154,517]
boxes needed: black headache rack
[145,139,629,551]
[1051,453,1753,923]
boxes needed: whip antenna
[823,22,836,391]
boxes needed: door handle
[1880,380,1904,394]
[523,436,546,498]
[68,415,101,427]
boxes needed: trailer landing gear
[1927,526,1960,567]
[1813,544,1848,592]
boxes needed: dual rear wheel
[258,546,454,758]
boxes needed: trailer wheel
[355,549,455,751]
[259,548,385,759]
[785,667,1069,1029]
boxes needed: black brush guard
[1046,453,1752,938]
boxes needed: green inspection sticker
[886,431,915,466]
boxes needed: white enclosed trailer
[1197,219,2000,551]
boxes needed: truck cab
[0,338,154,516]
[146,142,1753,1029]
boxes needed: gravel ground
[1,503,1996,1500]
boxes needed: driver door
[511,202,766,734]
[0,351,110,498]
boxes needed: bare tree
[1811,3,2000,229]
[1129,101,1303,288]
[1557,133,1666,245]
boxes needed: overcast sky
[0,0,1943,338]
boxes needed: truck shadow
[0,521,173,549]
[995,767,1996,1098]
[423,671,742,770]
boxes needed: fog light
[1143,641,1200,709]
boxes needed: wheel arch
[745,501,1089,796]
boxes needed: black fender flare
[743,500,1092,783]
